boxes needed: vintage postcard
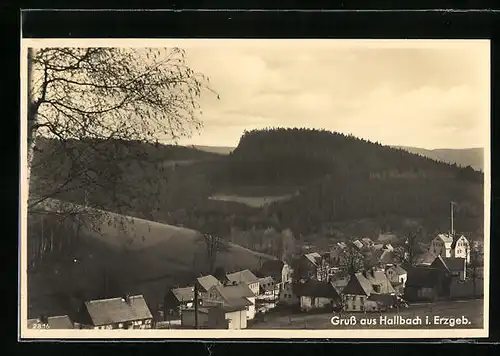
[19,38,490,339]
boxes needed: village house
[341,269,396,312]
[430,255,467,281]
[257,276,279,300]
[204,281,256,320]
[414,251,437,266]
[27,315,74,329]
[279,281,300,306]
[197,274,222,300]
[75,295,153,329]
[368,249,399,270]
[258,260,292,293]
[404,266,451,302]
[429,233,470,263]
[295,280,342,312]
[329,242,348,267]
[385,265,408,295]
[226,269,260,297]
[180,305,228,329]
[163,286,197,320]
[295,252,330,282]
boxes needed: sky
[170,40,489,150]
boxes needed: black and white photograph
[20,39,490,339]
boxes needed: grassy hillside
[27,201,275,319]
[393,146,484,172]
[193,145,234,155]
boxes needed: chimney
[122,293,131,304]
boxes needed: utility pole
[194,280,199,329]
[450,201,456,236]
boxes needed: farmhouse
[75,294,153,329]
[258,260,292,288]
[197,275,222,300]
[279,281,300,306]
[404,266,451,302]
[385,265,408,295]
[204,281,256,320]
[430,255,467,281]
[163,286,196,319]
[341,270,396,312]
[295,280,341,312]
[226,269,260,297]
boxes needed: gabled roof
[405,266,445,288]
[295,280,341,299]
[415,251,437,266]
[303,252,322,266]
[171,287,195,303]
[226,269,259,285]
[342,270,396,296]
[342,273,373,296]
[28,315,74,329]
[84,295,152,326]
[212,283,254,310]
[432,255,466,272]
[197,275,221,292]
[451,235,468,249]
[436,233,454,244]
[364,270,396,294]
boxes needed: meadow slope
[27,199,275,318]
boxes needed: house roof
[226,269,259,285]
[405,266,445,288]
[171,287,195,303]
[352,240,364,249]
[84,295,153,326]
[213,284,254,310]
[451,235,467,249]
[28,315,74,329]
[304,252,322,266]
[415,251,437,266]
[373,244,384,250]
[437,233,454,244]
[432,256,466,272]
[258,277,275,292]
[259,260,285,282]
[295,280,341,299]
[342,273,373,296]
[197,275,221,292]
[342,270,396,296]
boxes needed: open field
[249,299,484,329]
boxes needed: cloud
[176,41,489,149]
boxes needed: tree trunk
[26,47,38,196]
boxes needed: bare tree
[339,245,364,277]
[197,233,229,275]
[25,47,217,265]
[394,229,422,266]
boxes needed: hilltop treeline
[215,128,484,235]
[216,128,482,186]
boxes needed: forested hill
[215,128,484,236]
[217,128,483,187]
